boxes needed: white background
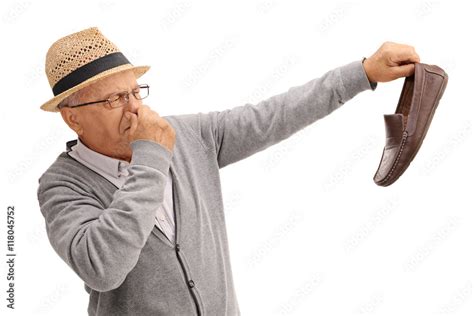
[0,0,473,315]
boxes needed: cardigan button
[188,280,195,288]
[175,244,180,252]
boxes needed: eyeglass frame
[58,84,149,110]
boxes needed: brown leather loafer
[373,63,448,186]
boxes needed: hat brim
[40,64,150,112]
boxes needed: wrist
[362,57,378,89]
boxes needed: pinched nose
[124,95,141,114]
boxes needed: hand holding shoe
[363,41,421,83]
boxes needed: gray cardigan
[37,60,375,315]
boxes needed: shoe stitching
[380,131,408,184]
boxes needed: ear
[60,107,84,135]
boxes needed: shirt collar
[68,137,130,179]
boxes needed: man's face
[60,69,142,162]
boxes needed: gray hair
[57,87,90,109]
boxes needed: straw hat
[40,27,150,112]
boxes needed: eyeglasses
[60,84,149,110]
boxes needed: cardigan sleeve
[175,59,375,169]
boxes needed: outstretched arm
[179,42,420,168]
[182,59,372,168]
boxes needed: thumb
[127,113,138,137]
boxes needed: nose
[124,93,141,114]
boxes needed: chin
[109,139,131,159]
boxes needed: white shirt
[67,138,175,244]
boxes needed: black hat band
[52,52,130,96]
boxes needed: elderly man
[37,27,419,315]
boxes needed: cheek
[83,111,121,139]
[101,113,123,138]
[108,110,128,138]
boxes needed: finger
[140,104,151,115]
[390,63,416,79]
[128,112,138,136]
[137,105,145,118]
[390,46,420,64]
